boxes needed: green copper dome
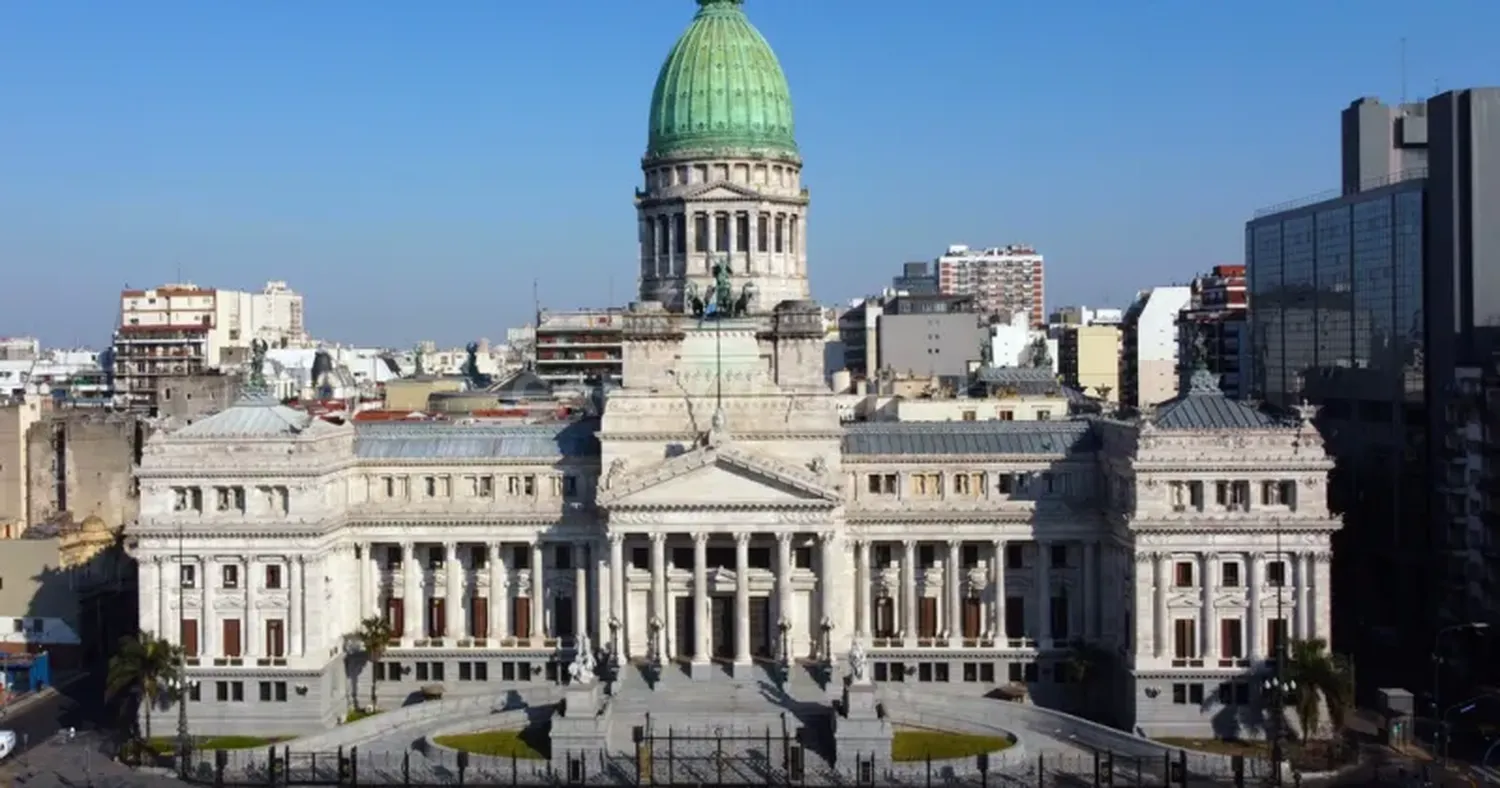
[645,0,798,162]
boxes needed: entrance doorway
[674,596,695,661]
[749,597,771,657]
[710,597,733,659]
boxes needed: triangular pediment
[683,182,761,201]
[598,445,840,509]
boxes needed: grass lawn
[1155,738,1352,772]
[345,708,383,723]
[432,729,548,760]
[892,728,1014,762]
[147,736,290,755]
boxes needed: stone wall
[24,411,145,529]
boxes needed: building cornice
[843,453,1091,465]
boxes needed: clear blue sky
[2,0,1495,348]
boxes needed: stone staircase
[603,662,833,748]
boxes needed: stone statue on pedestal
[568,634,597,685]
[848,638,870,685]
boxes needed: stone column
[819,532,837,653]
[198,558,215,655]
[777,533,794,649]
[1297,552,1313,640]
[902,540,917,646]
[357,544,370,621]
[402,542,420,641]
[529,541,545,640]
[1200,552,1217,662]
[445,542,462,640]
[290,556,303,656]
[1034,541,1051,649]
[991,541,1006,639]
[734,533,752,674]
[692,533,710,669]
[1313,551,1331,647]
[244,557,259,658]
[489,543,506,641]
[152,557,164,641]
[1247,552,1263,662]
[854,539,871,639]
[1153,552,1169,659]
[746,212,759,273]
[650,533,667,636]
[1082,541,1097,639]
[947,540,963,645]
[609,534,625,662]
[573,544,589,644]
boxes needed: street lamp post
[608,615,622,671]
[776,619,792,685]
[1262,673,1296,786]
[166,675,198,776]
[647,616,663,689]
[1432,622,1489,762]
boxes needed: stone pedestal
[550,683,611,772]
[731,661,755,679]
[833,683,892,769]
[689,660,715,680]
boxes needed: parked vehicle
[0,729,17,760]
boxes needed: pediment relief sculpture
[597,442,841,509]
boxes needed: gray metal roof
[173,393,324,438]
[1152,371,1288,430]
[354,419,600,459]
[842,420,1097,456]
[973,367,1064,396]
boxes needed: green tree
[1281,637,1354,742]
[354,615,395,711]
[105,631,182,741]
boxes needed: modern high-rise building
[935,244,1045,325]
[1246,87,1500,695]
[111,281,308,412]
[1119,287,1191,409]
[891,262,938,295]
[1057,325,1121,402]
[1178,265,1248,399]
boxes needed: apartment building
[935,244,1046,325]
[1120,287,1191,409]
[112,281,308,412]
[533,308,625,387]
[1179,265,1248,399]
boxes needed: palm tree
[1281,637,1354,742]
[105,631,181,741]
[353,615,395,711]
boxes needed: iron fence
[176,745,1371,787]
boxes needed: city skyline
[2,0,1496,347]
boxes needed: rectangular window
[181,619,200,657]
[693,213,709,253]
[1220,618,1243,659]
[180,565,197,589]
[1268,618,1288,656]
[265,619,286,658]
[221,565,238,589]
[264,564,282,590]
[1173,618,1197,660]
[1174,561,1194,587]
[222,619,243,658]
[735,213,749,252]
[1050,545,1067,569]
[674,214,686,254]
[757,213,769,252]
[1267,560,1287,586]
[774,215,785,253]
[1005,544,1023,569]
[1221,562,1241,587]
[714,213,730,252]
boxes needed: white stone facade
[635,156,811,312]
[128,317,1337,740]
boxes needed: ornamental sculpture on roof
[247,339,269,393]
[686,257,755,319]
